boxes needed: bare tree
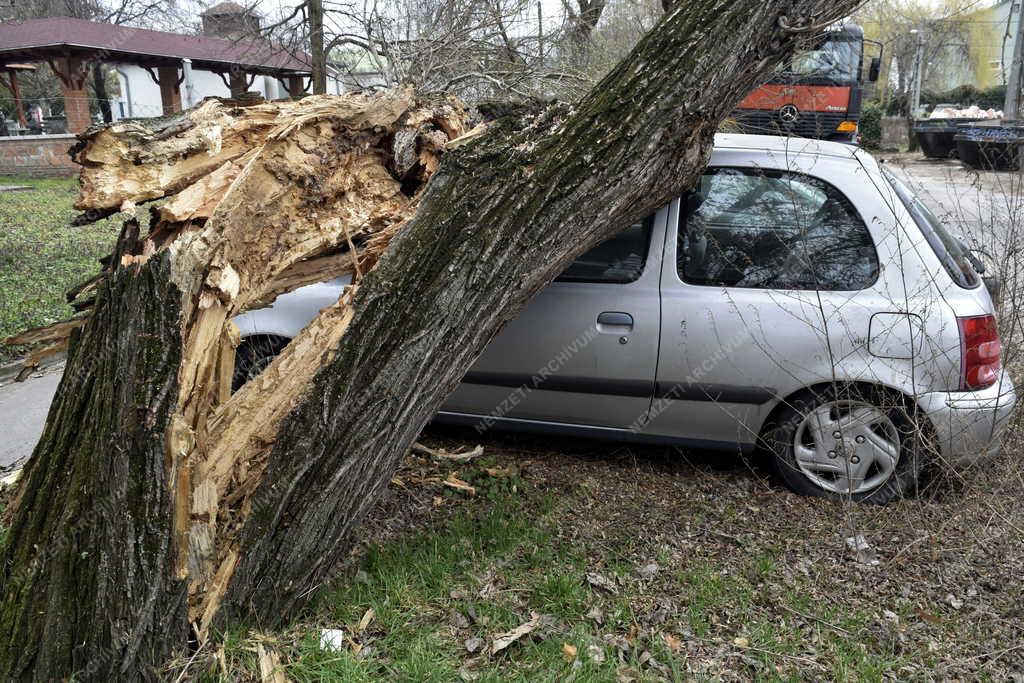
[560,0,608,65]
[855,0,977,111]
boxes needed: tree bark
[0,0,862,679]
[308,0,327,94]
[92,63,112,124]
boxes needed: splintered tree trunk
[0,1,861,679]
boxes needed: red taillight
[958,314,1002,390]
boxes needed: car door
[439,209,667,429]
[647,159,884,450]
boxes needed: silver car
[233,134,1017,503]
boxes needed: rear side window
[883,169,979,289]
[557,216,652,284]
[678,168,878,291]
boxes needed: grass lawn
[0,175,125,363]
[180,425,1024,682]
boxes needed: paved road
[0,154,1019,473]
[884,154,1020,246]
[0,365,62,470]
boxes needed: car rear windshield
[882,168,980,289]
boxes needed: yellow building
[961,0,1015,89]
[860,0,1016,95]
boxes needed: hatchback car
[232,134,1017,503]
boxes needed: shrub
[859,101,883,149]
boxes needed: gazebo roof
[0,17,311,76]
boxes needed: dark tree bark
[563,0,608,48]
[308,0,327,94]
[0,256,189,679]
[0,1,862,680]
[92,63,112,123]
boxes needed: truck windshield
[882,168,980,289]
[775,36,861,84]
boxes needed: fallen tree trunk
[0,1,861,679]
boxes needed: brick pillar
[286,75,306,98]
[52,55,92,134]
[157,65,182,116]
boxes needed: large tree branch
[0,1,863,679]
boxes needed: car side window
[557,216,653,284]
[678,168,878,290]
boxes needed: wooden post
[286,75,305,98]
[4,70,28,126]
[157,65,182,116]
[51,55,92,134]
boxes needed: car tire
[232,334,290,392]
[762,387,927,504]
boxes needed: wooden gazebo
[0,17,313,133]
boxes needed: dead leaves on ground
[586,571,620,595]
[489,612,542,655]
[388,442,526,505]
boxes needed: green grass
[198,459,930,683]
[207,485,661,682]
[0,175,123,363]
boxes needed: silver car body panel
[232,134,1016,464]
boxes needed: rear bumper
[916,371,1017,466]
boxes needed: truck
[732,24,882,142]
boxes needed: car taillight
[958,314,1002,390]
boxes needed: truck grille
[732,111,853,139]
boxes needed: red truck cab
[734,25,881,143]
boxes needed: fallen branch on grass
[412,442,485,462]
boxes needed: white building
[110,2,342,120]
[111,63,343,120]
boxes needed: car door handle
[597,312,634,328]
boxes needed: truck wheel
[763,388,926,504]
[232,335,290,392]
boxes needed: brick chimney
[201,1,261,38]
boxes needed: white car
[233,134,1017,503]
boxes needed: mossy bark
[0,255,188,681]
[0,0,862,679]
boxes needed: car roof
[713,133,863,162]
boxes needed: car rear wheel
[232,335,289,392]
[763,388,925,504]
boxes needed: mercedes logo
[779,104,800,124]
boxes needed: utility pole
[1005,1,1024,120]
[537,2,544,61]
[907,28,926,152]
[309,0,327,95]
[910,28,926,119]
